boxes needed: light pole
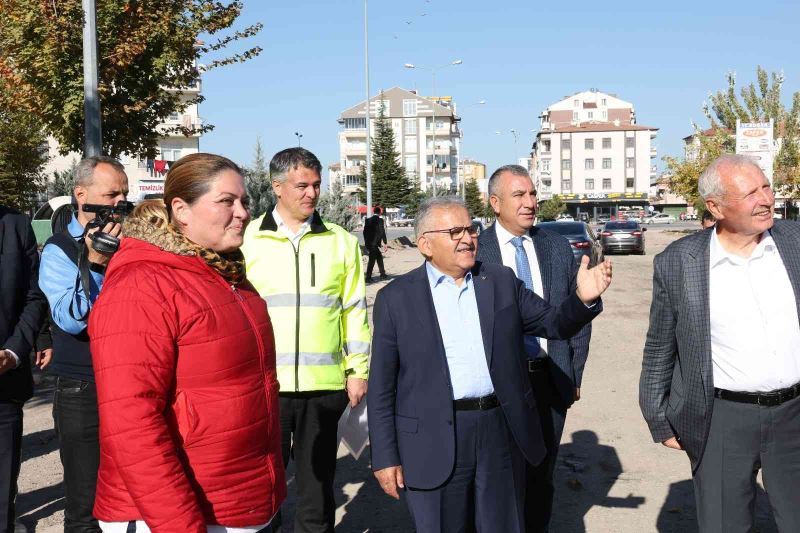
[82,0,102,156]
[456,100,486,199]
[294,131,303,147]
[364,0,372,216]
[510,129,519,161]
[404,59,462,195]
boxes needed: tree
[0,105,49,211]
[242,137,274,219]
[359,99,411,208]
[0,0,262,159]
[48,158,80,198]
[464,178,483,218]
[664,128,731,207]
[318,180,358,231]
[403,175,426,218]
[537,197,566,221]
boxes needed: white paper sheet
[337,400,369,461]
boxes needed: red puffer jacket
[89,229,286,532]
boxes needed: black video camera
[83,201,134,254]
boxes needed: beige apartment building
[461,159,488,200]
[336,87,461,197]
[532,89,658,219]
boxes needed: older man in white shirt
[640,154,800,533]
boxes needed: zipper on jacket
[231,284,269,396]
[293,242,301,392]
[310,253,316,287]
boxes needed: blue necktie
[511,236,541,358]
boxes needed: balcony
[650,148,658,157]
[343,145,367,156]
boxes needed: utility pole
[82,0,102,157]
[364,0,372,216]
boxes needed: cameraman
[39,156,128,533]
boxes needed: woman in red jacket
[89,153,286,533]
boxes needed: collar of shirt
[494,219,532,247]
[67,215,85,240]
[272,207,310,241]
[425,261,472,290]
[710,228,775,268]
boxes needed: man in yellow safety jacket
[241,147,369,533]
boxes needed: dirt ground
[16,227,780,532]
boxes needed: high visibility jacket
[242,209,370,392]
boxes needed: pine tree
[464,178,484,218]
[318,180,358,231]
[404,176,427,218]
[48,157,79,198]
[243,138,274,219]
[369,100,411,208]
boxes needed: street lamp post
[456,100,485,199]
[294,131,303,147]
[82,0,102,156]
[364,0,372,216]
[405,60,462,196]
[510,129,519,161]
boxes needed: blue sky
[200,0,800,179]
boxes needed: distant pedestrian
[701,210,716,229]
[363,206,388,282]
[89,153,285,532]
[0,204,48,533]
[640,154,800,532]
[242,147,370,533]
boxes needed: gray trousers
[693,394,800,533]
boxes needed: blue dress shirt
[39,216,104,334]
[426,262,494,400]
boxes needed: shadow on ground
[16,482,65,532]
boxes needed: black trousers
[276,390,348,533]
[365,246,385,278]
[0,401,23,533]
[525,366,568,533]
[53,377,101,533]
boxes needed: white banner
[736,119,774,183]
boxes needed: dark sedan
[600,221,646,255]
[536,221,603,266]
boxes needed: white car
[644,213,676,224]
[556,214,575,222]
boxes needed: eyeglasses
[422,223,480,240]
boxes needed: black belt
[454,393,499,411]
[528,358,548,373]
[714,382,800,407]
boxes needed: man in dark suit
[0,204,48,533]
[477,164,591,532]
[640,154,800,532]
[368,196,612,532]
[363,205,388,282]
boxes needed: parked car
[596,214,611,224]
[556,213,575,222]
[31,196,74,245]
[643,212,676,224]
[536,221,603,266]
[391,217,415,227]
[600,221,646,255]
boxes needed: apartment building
[461,159,487,200]
[532,89,658,219]
[44,79,203,201]
[336,87,461,196]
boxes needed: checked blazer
[639,220,800,470]
[477,222,592,406]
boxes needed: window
[344,118,366,129]
[574,99,580,108]
[585,178,594,190]
[168,112,180,122]
[404,155,418,173]
[344,175,360,186]
[562,179,572,192]
[626,137,635,148]
[602,158,612,169]
[602,110,607,120]
[585,158,594,170]
[403,99,418,117]
[602,137,611,149]
[626,178,635,188]
[404,118,417,134]
[562,139,571,149]
[404,136,417,153]
[585,138,594,150]
[587,111,594,120]
[601,98,607,106]
[159,148,181,161]
[573,112,579,121]
[541,159,551,172]
[602,178,611,189]
[626,157,635,169]
[542,140,551,153]
[561,159,571,171]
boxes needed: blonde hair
[130,199,169,229]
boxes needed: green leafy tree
[403,175,426,218]
[0,0,262,159]
[464,178,483,218]
[48,157,80,198]
[359,99,410,208]
[537,197,566,221]
[242,137,274,219]
[318,180,358,231]
[664,128,732,207]
[0,105,48,211]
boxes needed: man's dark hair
[702,210,715,223]
[269,147,322,183]
[373,206,382,215]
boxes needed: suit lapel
[409,263,450,381]
[683,230,713,406]
[531,228,552,301]
[472,263,495,367]
[770,222,800,322]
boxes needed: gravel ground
[16,225,779,532]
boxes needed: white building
[44,79,203,202]
[337,87,461,198]
[532,89,658,219]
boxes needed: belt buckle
[478,396,486,410]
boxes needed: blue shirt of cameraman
[40,216,104,334]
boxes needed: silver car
[600,221,646,255]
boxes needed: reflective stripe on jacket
[242,209,370,392]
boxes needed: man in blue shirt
[39,156,127,533]
[368,197,613,532]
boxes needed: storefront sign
[554,192,647,202]
[736,119,774,182]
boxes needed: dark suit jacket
[640,220,800,470]
[0,205,48,403]
[363,215,387,248]
[368,261,601,489]
[477,223,592,405]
